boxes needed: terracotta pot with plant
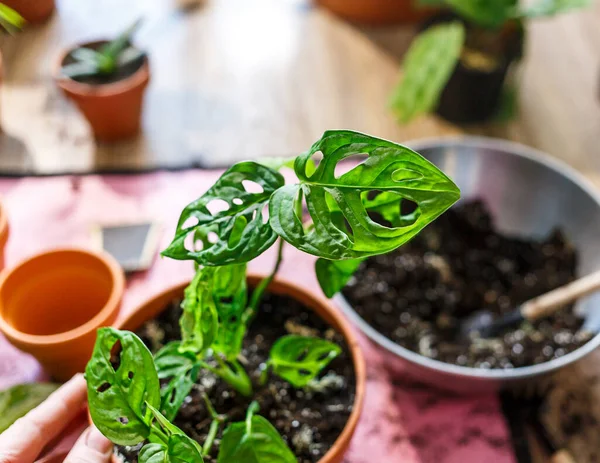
[1,0,54,24]
[84,130,460,462]
[55,19,149,142]
[316,0,436,25]
[390,0,591,124]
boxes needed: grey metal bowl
[335,136,600,394]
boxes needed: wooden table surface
[1,0,598,177]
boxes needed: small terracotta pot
[0,199,9,270]
[315,0,436,25]
[2,0,55,24]
[54,41,150,142]
[110,275,366,463]
[0,248,125,381]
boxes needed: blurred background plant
[390,0,592,124]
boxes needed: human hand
[0,374,112,463]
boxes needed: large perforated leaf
[269,130,460,260]
[162,162,284,266]
[86,328,161,446]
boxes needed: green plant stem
[200,357,253,397]
[246,401,260,435]
[258,363,270,386]
[203,419,221,456]
[248,238,284,317]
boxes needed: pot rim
[0,198,9,249]
[0,247,125,346]
[114,273,366,463]
[336,135,600,383]
[53,39,150,98]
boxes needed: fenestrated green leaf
[390,22,465,123]
[316,257,365,298]
[518,0,591,18]
[268,335,341,388]
[218,414,295,463]
[0,383,59,433]
[446,0,517,28]
[179,268,219,355]
[212,264,249,360]
[162,162,284,266]
[86,328,161,446]
[269,130,461,260]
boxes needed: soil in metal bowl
[116,291,356,463]
[343,200,592,369]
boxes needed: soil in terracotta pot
[116,292,356,463]
[62,44,146,86]
[343,200,591,369]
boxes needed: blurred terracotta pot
[2,0,55,24]
[0,248,125,381]
[315,0,436,25]
[54,40,150,142]
[0,199,9,269]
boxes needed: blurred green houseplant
[390,0,591,124]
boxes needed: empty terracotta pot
[315,0,436,25]
[0,248,125,381]
[2,0,55,24]
[107,275,366,463]
[0,199,9,270]
[55,41,150,142]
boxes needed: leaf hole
[242,180,264,194]
[170,388,177,404]
[401,199,418,216]
[298,369,312,376]
[367,210,393,228]
[318,351,333,361]
[128,371,134,380]
[296,349,309,362]
[366,190,383,201]
[229,315,238,323]
[334,154,368,179]
[181,216,199,229]
[207,232,219,244]
[261,203,270,224]
[109,341,122,372]
[219,296,234,304]
[307,151,323,177]
[206,199,230,215]
[97,382,111,393]
[232,198,243,206]
[118,417,129,424]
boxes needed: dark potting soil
[116,292,356,463]
[343,200,591,369]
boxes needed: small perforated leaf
[154,342,200,420]
[86,328,160,446]
[390,23,465,123]
[162,162,284,266]
[179,268,219,355]
[269,130,460,260]
[139,426,204,463]
[316,257,365,298]
[212,264,249,360]
[154,342,198,379]
[218,415,295,463]
[268,335,342,388]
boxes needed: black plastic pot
[422,14,524,124]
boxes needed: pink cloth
[0,172,515,462]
